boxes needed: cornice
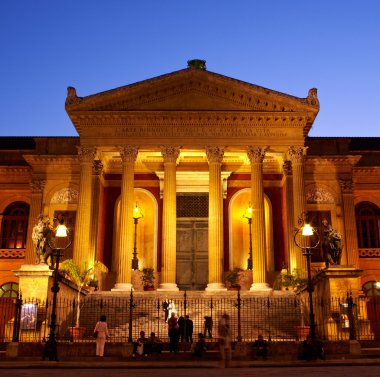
[354,166,380,174]
[306,155,361,167]
[23,155,79,165]
[0,166,31,174]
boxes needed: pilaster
[340,180,359,267]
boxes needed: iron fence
[0,291,379,344]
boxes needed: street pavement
[1,365,380,377]
[1,359,380,377]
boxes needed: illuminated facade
[1,63,380,296]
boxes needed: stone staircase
[75,291,303,342]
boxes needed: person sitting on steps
[133,330,148,357]
[191,333,207,358]
[253,334,268,360]
[146,332,163,355]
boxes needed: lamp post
[43,217,71,361]
[132,203,143,270]
[242,202,253,270]
[294,213,320,340]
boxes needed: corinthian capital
[340,179,354,193]
[118,146,139,163]
[92,160,104,175]
[206,146,224,164]
[30,180,46,193]
[288,146,308,164]
[77,146,97,163]
[160,146,180,163]
[247,146,268,164]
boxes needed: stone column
[205,146,226,292]
[340,180,359,267]
[24,180,46,264]
[158,146,180,291]
[288,146,308,272]
[73,146,97,268]
[89,160,103,262]
[113,146,138,291]
[247,146,270,291]
[282,161,298,273]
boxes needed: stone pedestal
[317,266,363,340]
[13,264,52,300]
[320,266,363,298]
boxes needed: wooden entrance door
[176,219,208,290]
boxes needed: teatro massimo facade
[1,61,380,298]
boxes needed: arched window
[1,202,29,249]
[0,282,19,297]
[355,202,380,249]
[362,281,380,297]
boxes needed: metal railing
[1,291,379,344]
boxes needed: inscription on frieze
[113,126,288,138]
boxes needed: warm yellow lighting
[55,224,68,238]
[375,282,380,289]
[302,223,314,236]
[242,202,253,220]
[133,203,143,220]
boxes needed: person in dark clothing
[191,333,207,357]
[185,315,194,343]
[162,300,169,322]
[204,316,213,338]
[253,334,268,360]
[146,332,163,355]
[178,315,185,342]
[167,312,179,352]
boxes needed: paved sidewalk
[1,357,380,369]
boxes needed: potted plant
[225,268,242,290]
[59,259,108,339]
[141,267,155,291]
[281,268,308,292]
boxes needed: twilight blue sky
[1,0,379,137]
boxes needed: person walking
[217,313,231,368]
[94,315,109,357]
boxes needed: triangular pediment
[66,68,319,114]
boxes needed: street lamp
[132,203,143,270]
[242,202,253,270]
[294,212,320,340]
[43,217,71,361]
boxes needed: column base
[205,283,227,292]
[111,283,134,292]
[157,283,179,292]
[249,283,272,292]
